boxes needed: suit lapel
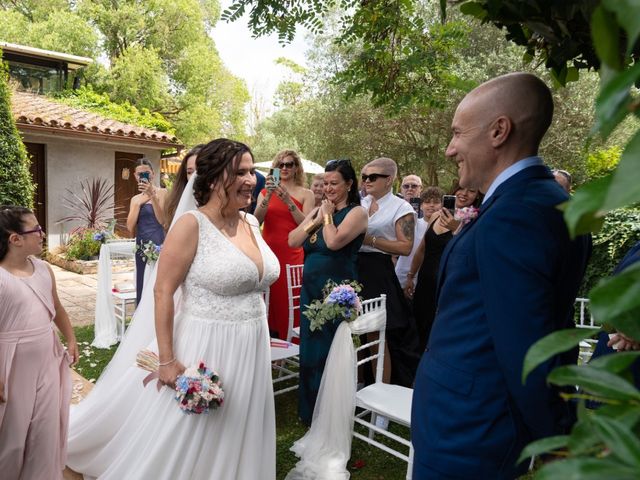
[435,195,498,298]
[435,165,554,296]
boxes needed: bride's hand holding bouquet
[158,357,186,389]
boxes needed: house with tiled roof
[1,42,182,247]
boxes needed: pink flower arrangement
[454,206,479,225]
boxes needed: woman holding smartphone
[405,181,481,350]
[254,150,314,340]
[126,158,167,303]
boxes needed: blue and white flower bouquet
[304,280,363,332]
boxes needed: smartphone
[139,171,150,183]
[409,197,423,218]
[442,195,456,214]
[269,167,281,187]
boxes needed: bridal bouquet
[304,280,363,332]
[136,350,224,414]
[137,240,161,264]
[454,206,479,226]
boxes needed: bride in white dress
[66,139,279,479]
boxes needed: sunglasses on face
[19,225,44,236]
[361,173,390,183]
[402,183,420,189]
[278,161,296,169]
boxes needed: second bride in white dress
[66,138,279,479]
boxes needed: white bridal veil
[66,175,198,473]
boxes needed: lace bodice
[180,211,280,322]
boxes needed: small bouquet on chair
[304,280,363,332]
[136,349,224,414]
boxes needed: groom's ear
[489,116,511,148]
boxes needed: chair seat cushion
[356,383,412,426]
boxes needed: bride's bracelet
[159,357,176,367]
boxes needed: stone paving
[50,263,99,327]
[50,261,135,327]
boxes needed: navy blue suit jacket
[411,165,591,479]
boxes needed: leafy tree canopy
[0,0,248,145]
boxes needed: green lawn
[72,324,409,479]
[71,324,536,480]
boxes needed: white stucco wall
[21,131,163,248]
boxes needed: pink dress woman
[0,257,71,479]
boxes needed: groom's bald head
[464,73,554,153]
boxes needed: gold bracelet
[303,222,317,235]
[371,236,377,248]
[159,357,176,367]
[323,214,333,226]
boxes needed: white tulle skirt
[67,310,275,480]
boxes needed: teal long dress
[298,205,364,425]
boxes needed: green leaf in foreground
[548,365,640,402]
[518,435,569,463]
[535,456,639,480]
[591,415,640,467]
[522,328,599,384]
[590,262,640,341]
[589,351,640,373]
[563,173,612,238]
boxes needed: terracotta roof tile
[10,90,180,146]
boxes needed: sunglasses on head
[19,225,44,236]
[326,158,352,169]
[361,173,390,182]
[402,183,420,189]
[278,161,296,169]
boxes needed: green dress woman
[289,159,367,426]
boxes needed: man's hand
[608,332,640,351]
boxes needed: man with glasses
[395,175,428,289]
[400,174,423,205]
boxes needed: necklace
[200,209,239,237]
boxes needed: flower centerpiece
[454,206,479,226]
[136,349,224,414]
[304,280,363,332]
[137,240,161,264]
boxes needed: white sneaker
[375,415,389,430]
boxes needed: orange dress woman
[255,150,314,340]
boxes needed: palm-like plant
[57,177,121,229]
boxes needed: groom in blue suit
[411,73,591,479]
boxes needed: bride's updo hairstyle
[193,138,254,209]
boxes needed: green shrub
[579,208,640,296]
[585,145,622,180]
[65,229,102,260]
[0,60,35,207]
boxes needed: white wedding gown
[67,210,279,479]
